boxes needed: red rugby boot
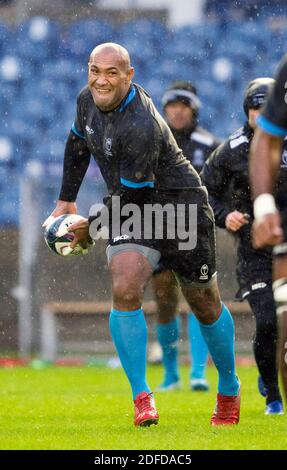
[211,387,241,426]
[134,392,159,427]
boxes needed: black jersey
[201,122,287,226]
[258,54,287,137]
[61,83,201,201]
[201,123,254,229]
[171,125,220,174]
[201,122,287,293]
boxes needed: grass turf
[0,364,286,450]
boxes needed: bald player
[45,43,240,427]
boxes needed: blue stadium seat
[66,19,115,60]
[16,17,60,61]
[0,22,13,56]
[0,177,19,225]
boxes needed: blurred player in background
[45,43,240,426]
[202,78,284,414]
[251,55,287,405]
[152,81,221,392]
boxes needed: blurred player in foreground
[152,80,220,392]
[250,55,287,404]
[44,43,240,426]
[202,78,283,414]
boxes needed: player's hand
[252,211,284,248]
[42,201,77,228]
[225,211,250,232]
[67,218,93,250]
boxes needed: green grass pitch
[0,364,286,450]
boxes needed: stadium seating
[1,14,287,224]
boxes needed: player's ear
[127,67,135,81]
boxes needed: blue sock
[157,317,180,385]
[109,308,150,400]
[199,303,239,396]
[188,312,209,380]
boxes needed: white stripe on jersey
[230,135,249,149]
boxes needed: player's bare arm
[250,130,283,248]
[250,129,282,197]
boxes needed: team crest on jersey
[85,125,94,135]
[281,150,287,168]
[104,137,113,157]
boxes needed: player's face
[164,102,194,130]
[88,51,134,112]
[248,108,261,130]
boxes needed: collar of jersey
[117,84,136,112]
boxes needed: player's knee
[112,278,143,308]
[155,289,178,321]
[185,285,221,324]
[157,308,178,324]
[189,302,220,324]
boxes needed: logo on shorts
[251,282,267,291]
[113,234,130,243]
[199,264,209,280]
[104,137,113,157]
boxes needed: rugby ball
[44,214,87,256]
